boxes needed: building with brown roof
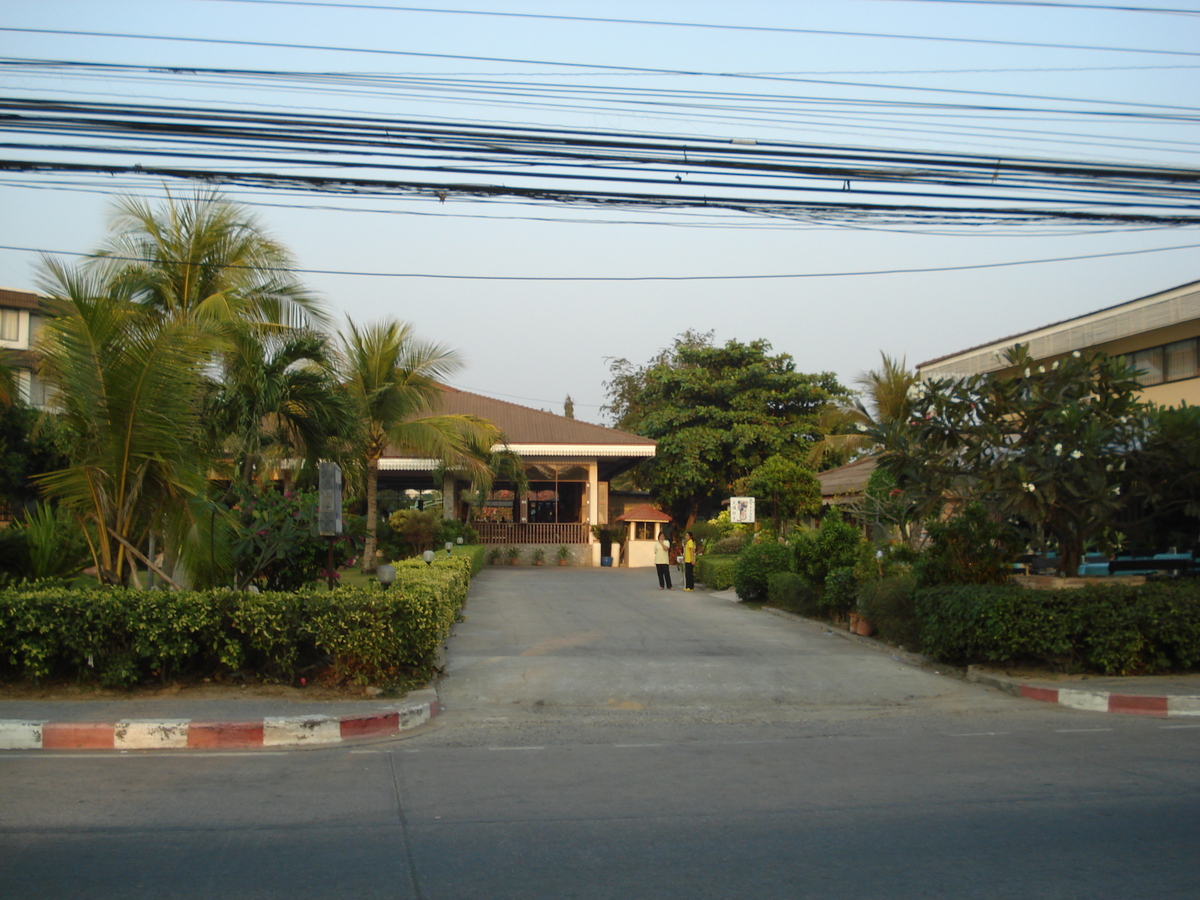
[917,278,1200,408]
[379,385,656,565]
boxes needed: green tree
[735,454,821,534]
[808,352,917,468]
[35,261,218,585]
[604,333,844,526]
[203,328,358,488]
[339,318,499,572]
[874,344,1145,576]
[92,188,328,331]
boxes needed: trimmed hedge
[0,556,474,687]
[767,572,820,616]
[696,554,737,591]
[733,542,793,602]
[915,581,1200,675]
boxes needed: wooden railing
[474,522,591,545]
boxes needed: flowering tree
[871,344,1146,576]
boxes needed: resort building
[917,277,1200,407]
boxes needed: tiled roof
[615,504,672,523]
[427,385,656,447]
[0,289,42,311]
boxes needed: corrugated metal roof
[816,456,878,499]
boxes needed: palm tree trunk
[361,455,379,573]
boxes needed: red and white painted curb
[0,691,439,751]
[966,668,1200,717]
[1015,684,1200,717]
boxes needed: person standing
[654,534,673,590]
[683,531,696,591]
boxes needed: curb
[0,689,440,751]
[966,668,1200,718]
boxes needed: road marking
[614,743,663,748]
[489,746,545,751]
[1160,724,1200,730]
[1054,727,1115,733]
[949,732,1011,737]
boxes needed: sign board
[318,462,343,536]
[730,497,755,524]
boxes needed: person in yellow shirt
[683,531,696,591]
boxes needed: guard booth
[615,504,673,568]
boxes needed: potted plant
[487,547,501,566]
[505,546,520,566]
[532,547,546,566]
[556,545,571,566]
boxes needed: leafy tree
[734,454,821,534]
[874,344,1145,576]
[0,401,71,509]
[912,503,1022,587]
[792,507,863,592]
[604,333,844,526]
[339,318,499,572]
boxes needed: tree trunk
[361,455,379,573]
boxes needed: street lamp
[445,541,454,556]
[377,563,397,588]
[421,550,435,567]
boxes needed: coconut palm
[91,188,329,332]
[35,258,218,585]
[808,352,918,467]
[339,318,500,572]
[203,327,359,489]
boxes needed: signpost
[730,496,755,524]
[318,462,343,590]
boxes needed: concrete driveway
[437,567,1016,720]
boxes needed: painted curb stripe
[264,715,342,746]
[188,721,265,749]
[1108,694,1168,716]
[1020,685,1059,703]
[42,722,114,750]
[0,721,42,750]
[116,720,190,750]
[340,711,399,741]
[1168,696,1200,716]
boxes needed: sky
[1,0,1198,425]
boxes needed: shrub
[695,554,736,590]
[767,571,821,616]
[388,508,442,557]
[792,508,863,590]
[857,574,920,649]
[823,566,857,615]
[914,581,1200,674]
[0,556,477,687]
[913,503,1021,587]
[733,541,792,601]
[436,519,479,547]
[711,533,749,555]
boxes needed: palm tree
[203,327,359,488]
[809,352,918,467]
[339,318,500,572]
[35,258,217,585]
[91,188,329,332]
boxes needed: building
[0,288,53,408]
[917,278,1200,407]
[378,385,656,566]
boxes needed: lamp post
[421,550,435,566]
[445,541,454,556]
[377,563,397,589]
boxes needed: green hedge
[696,554,737,591]
[915,581,1200,675]
[0,556,474,687]
[733,542,793,601]
[767,572,820,616]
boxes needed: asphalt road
[1,568,1197,899]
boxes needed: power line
[5,240,1197,280]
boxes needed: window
[1128,338,1200,386]
[0,310,18,343]
[634,522,656,541]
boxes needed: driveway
[437,567,1018,721]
